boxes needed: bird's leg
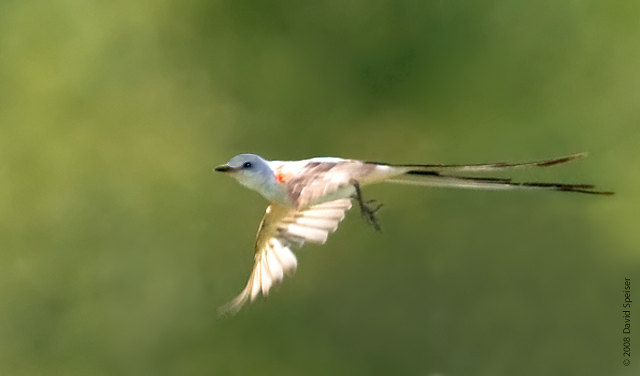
[352,181,383,232]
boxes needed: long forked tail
[380,153,614,195]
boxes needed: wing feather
[265,248,284,282]
[298,209,347,219]
[219,199,352,315]
[293,217,340,230]
[281,224,329,243]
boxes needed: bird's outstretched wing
[219,198,352,315]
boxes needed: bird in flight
[215,152,612,314]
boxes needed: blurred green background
[1,0,639,375]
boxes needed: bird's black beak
[214,164,232,172]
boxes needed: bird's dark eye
[243,162,252,168]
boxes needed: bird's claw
[352,181,383,232]
[360,200,382,232]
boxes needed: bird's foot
[352,181,383,232]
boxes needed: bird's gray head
[215,154,275,192]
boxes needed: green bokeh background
[1,1,639,375]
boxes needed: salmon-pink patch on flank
[275,168,287,183]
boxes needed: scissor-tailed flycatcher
[215,152,612,314]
